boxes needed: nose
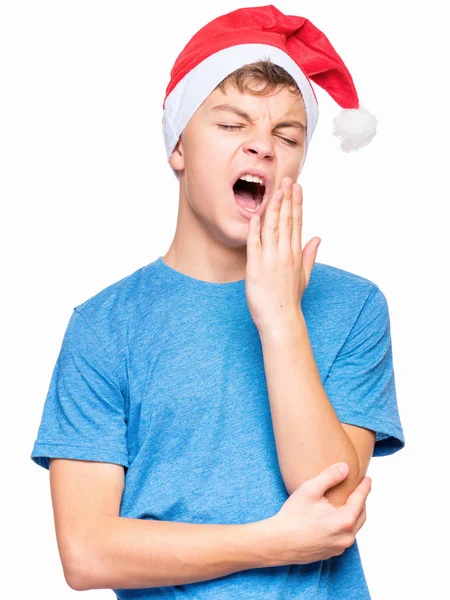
[242,130,275,160]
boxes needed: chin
[208,217,250,250]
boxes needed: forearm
[259,311,360,502]
[72,515,276,591]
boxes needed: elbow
[66,571,89,592]
[62,539,100,592]
[323,461,362,508]
[63,556,89,592]
[323,474,360,507]
[285,458,362,507]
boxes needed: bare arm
[74,514,273,591]
[49,458,275,592]
[50,457,370,592]
[259,315,361,505]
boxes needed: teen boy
[31,6,405,599]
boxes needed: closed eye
[217,124,298,147]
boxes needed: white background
[2,1,448,598]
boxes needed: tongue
[234,188,257,210]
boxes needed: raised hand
[245,176,321,334]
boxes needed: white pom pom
[332,105,378,152]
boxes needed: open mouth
[233,177,266,212]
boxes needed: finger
[302,462,350,500]
[261,187,283,251]
[339,477,372,523]
[302,237,321,287]
[291,183,303,257]
[278,177,293,257]
[246,213,262,259]
[353,502,367,536]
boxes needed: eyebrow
[210,103,306,132]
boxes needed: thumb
[302,237,321,284]
[304,462,349,500]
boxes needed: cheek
[183,132,234,208]
[185,133,223,173]
[184,162,219,210]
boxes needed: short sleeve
[323,285,405,457]
[30,307,129,470]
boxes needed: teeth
[236,172,265,212]
[242,203,261,212]
[239,174,265,186]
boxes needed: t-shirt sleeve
[323,285,405,457]
[30,307,129,470]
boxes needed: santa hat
[162,4,378,179]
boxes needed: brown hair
[215,59,306,133]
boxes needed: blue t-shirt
[31,256,405,599]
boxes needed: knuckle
[344,533,356,548]
[299,479,312,494]
[335,534,354,555]
[340,515,355,532]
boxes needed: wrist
[258,310,307,343]
[249,517,286,569]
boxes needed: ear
[169,136,185,172]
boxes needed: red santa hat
[162,4,378,179]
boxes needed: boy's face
[169,83,307,249]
